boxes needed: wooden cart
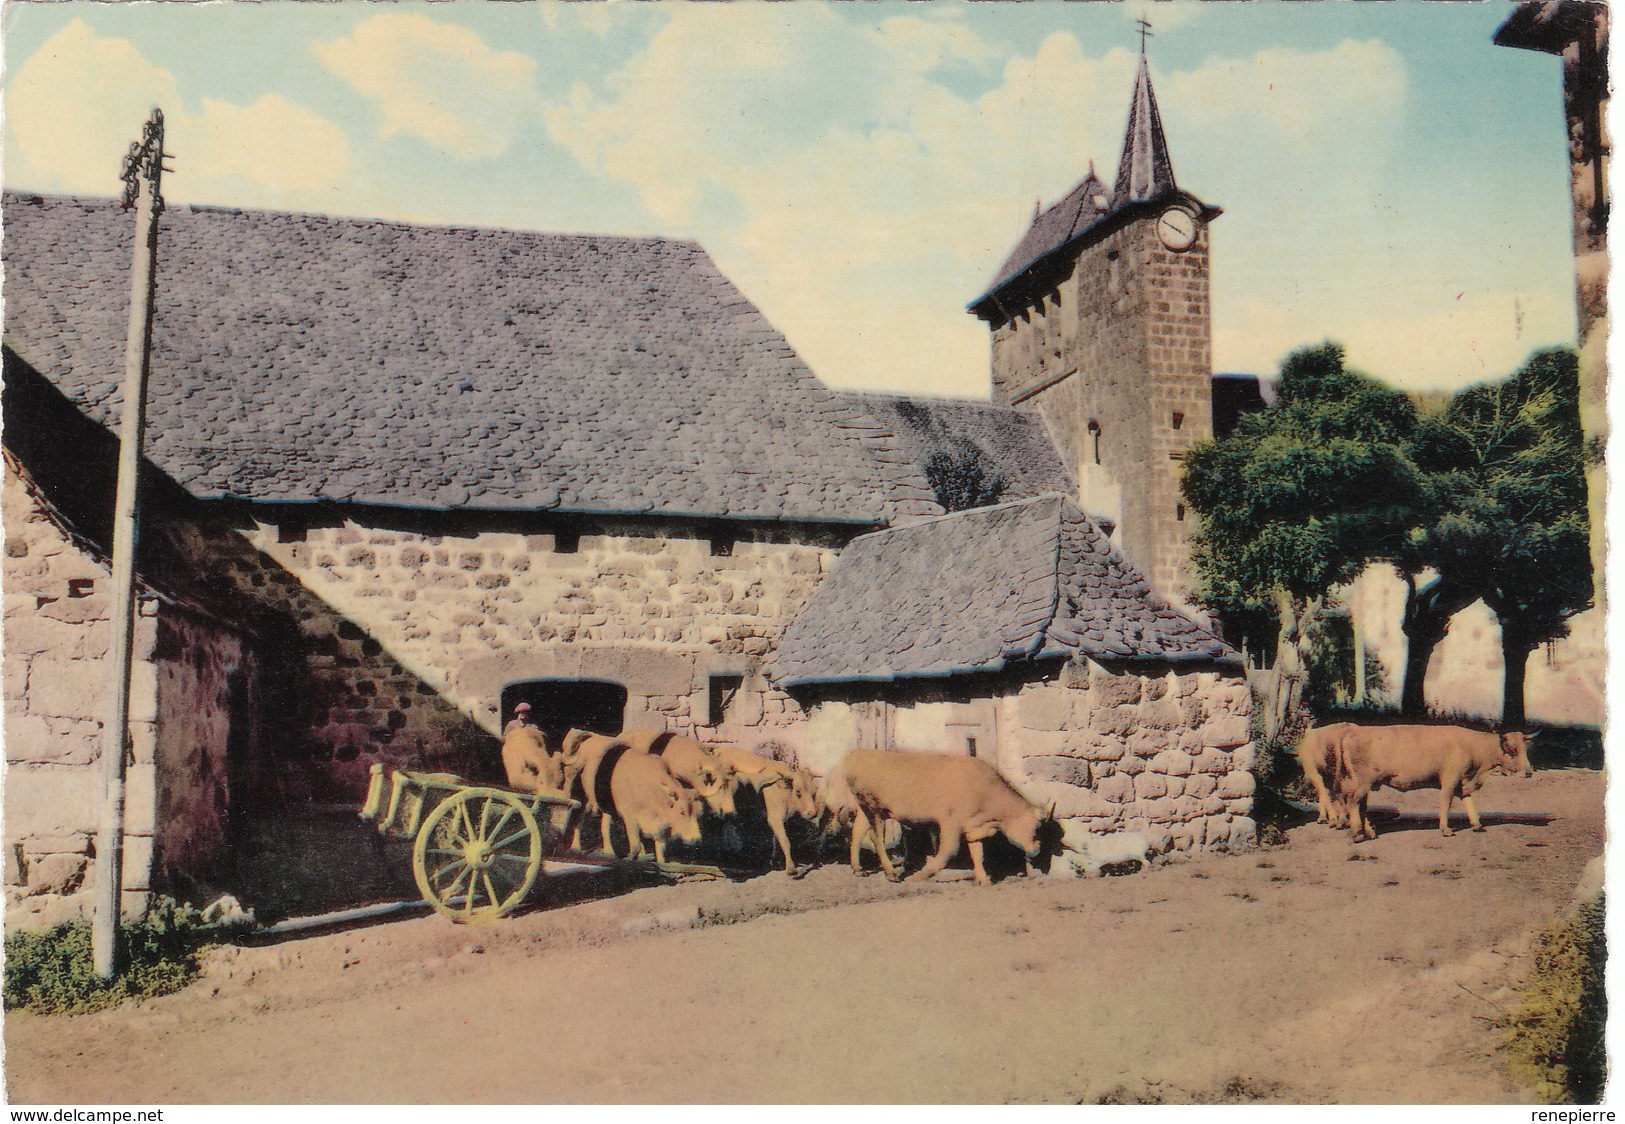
[359,764,583,923]
[359,763,730,923]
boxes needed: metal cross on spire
[1136,16,1153,56]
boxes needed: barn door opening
[500,679,628,749]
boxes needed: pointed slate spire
[1112,53,1177,208]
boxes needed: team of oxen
[499,715,1536,884]
[499,724,1050,883]
[1294,722,1533,842]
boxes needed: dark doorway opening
[501,679,628,749]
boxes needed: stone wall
[797,658,1255,856]
[3,455,159,926]
[191,511,847,796]
[987,213,1211,602]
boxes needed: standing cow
[829,750,1052,885]
[560,729,703,860]
[1335,725,1533,842]
[710,743,821,873]
[1295,722,1354,826]
[500,724,566,796]
[619,730,737,816]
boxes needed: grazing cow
[619,730,737,816]
[1336,725,1533,842]
[830,749,1051,885]
[1295,722,1355,826]
[559,729,702,860]
[500,725,566,796]
[710,744,821,873]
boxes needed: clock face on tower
[1156,206,1198,252]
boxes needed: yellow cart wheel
[412,788,542,923]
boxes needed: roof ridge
[1,190,704,252]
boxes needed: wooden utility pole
[94,108,169,981]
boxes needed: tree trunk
[1500,620,1534,730]
[1399,574,1478,718]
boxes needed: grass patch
[1506,894,1607,1103]
[3,898,231,1015]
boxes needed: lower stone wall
[3,457,160,926]
[793,659,1255,856]
[178,511,845,796]
[999,662,1255,855]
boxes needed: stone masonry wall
[3,455,161,927]
[1000,661,1254,856]
[195,514,845,796]
[988,215,1211,603]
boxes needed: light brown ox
[618,730,737,816]
[1335,724,1533,843]
[1294,722,1355,826]
[500,725,567,796]
[829,749,1050,885]
[560,729,703,861]
[709,744,820,873]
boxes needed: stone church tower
[969,51,1219,600]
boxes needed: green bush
[1507,894,1607,1103]
[4,898,223,1015]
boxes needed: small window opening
[67,578,95,598]
[1172,411,1185,430]
[1176,503,1186,522]
[1087,419,1102,465]
[708,674,744,727]
[966,736,978,758]
[276,523,308,543]
[710,533,735,558]
[554,530,580,554]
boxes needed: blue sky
[3,0,1578,398]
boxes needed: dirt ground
[4,767,1605,1105]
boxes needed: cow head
[1004,802,1054,859]
[788,769,822,821]
[664,780,705,844]
[1498,730,1534,778]
[674,758,734,818]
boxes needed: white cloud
[6,20,353,201]
[313,13,541,160]
[188,96,352,194]
[7,20,181,193]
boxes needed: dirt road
[4,768,1603,1104]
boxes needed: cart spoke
[458,799,476,841]
[489,826,534,852]
[485,804,517,845]
[482,871,501,909]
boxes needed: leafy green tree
[1436,348,1592,726]
[1183,343,1423,740]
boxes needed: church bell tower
[968,42,1219,601]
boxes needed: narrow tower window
[1172,411,1185,430]
[1087,419,1102,465]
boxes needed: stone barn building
[777,494,1253,855]
[1,52,1255,924]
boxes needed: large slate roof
[2,192,938,524]
[775,493,1237,686]
[836,391,1075,505]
